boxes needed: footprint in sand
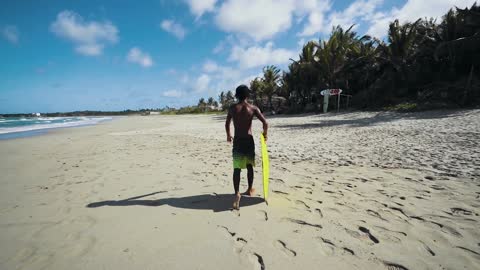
[455,246,480,257]
[9,246,38,266]
[295,200,311,211]
[367,209,386,221]
[218,225,247,252]
[276,240,297,257]
[383,261,409,270]
[286,218,322,229]
[257,210,268,221]
[318,237,335,255]
[250,253,265,270]
[317,237,355,256]
[419,241,435,256]
[345,226,379,245]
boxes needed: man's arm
[254,107,268,141]
[225,108,232,143]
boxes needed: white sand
[1,110,479,270]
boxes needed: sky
[0,0,476,113]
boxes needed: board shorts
[232,135,255,169]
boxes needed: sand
[0,110,479,270]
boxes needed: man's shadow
[86,191,264,212]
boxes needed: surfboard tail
[261,133,269,204]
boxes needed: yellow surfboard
[260,133,269,204]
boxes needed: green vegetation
[199,3,480,114]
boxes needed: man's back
[229,102,257,138]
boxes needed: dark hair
[235,85,250,101]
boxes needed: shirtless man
[225,85,268,209]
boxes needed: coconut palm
[207,97,214,106]
[225,90,235,108]
[249,77,264,108]
[261,65,281,111]
[218,91,226,110]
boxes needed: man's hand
[263,132,267,142]
[227,135,232,143]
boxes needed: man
[225,85,268,210]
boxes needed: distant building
[33,112,41,117]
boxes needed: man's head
[235,85,250,101]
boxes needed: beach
[0,110,479,270]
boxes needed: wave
[0,117,112,135]
[37,117,62,121]
[0,119,21,123]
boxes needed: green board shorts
[232,135,255,169]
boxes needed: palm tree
[207,97,214,106]
[433,3,480,104]
[249,77,264,108]
[262,65,281,111]
[435,4,480,69]
[288,41,320,108]
[374,19,421,102]
[198,98,206,111]
[225,90,235,108]
[218,91,226,110]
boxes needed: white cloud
[298,0,332,36]
[1,25,19,44]
[215,0,297,41]
[170,62,263,100]
[203,59,219,72]
[212,41,225,54]
[160,20,187,39]
[367,0,477,38]
[195,74,211,92]
[163,89,185,98]
[50,10,118,56]
[300,0,381,36]
[186,0,218,18]
[76,44,103,56]
[127,47,153,67]
[229,42,296,69]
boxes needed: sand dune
[0,110,479,269]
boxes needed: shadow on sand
[86,191,264,212]
[275,109,474,130]
[211,109,475,128]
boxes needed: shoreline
[0,116,114,140]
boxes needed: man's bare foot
[243,188,255,196]
[233,193,241,210]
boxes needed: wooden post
[337,93,341,112]
[323,93,329,113]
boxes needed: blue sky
[0,0,475,113]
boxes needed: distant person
[225,85,268,210]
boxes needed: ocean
[0,116,112,139]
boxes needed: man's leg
[233,168,241,209]
[244,164,255,196]
[233,169,241,194]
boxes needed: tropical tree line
[282,3,480,111]
[194,3,480,113]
